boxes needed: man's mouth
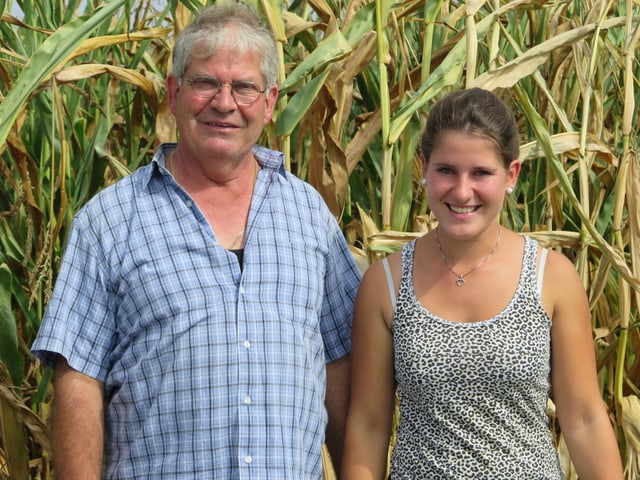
[206,121,235,128]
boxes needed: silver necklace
[435,225,501,287]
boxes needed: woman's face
[422,130,520,241]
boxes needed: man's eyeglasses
[183,76,266,105]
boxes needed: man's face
[168,44,278,165]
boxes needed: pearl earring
[420,178,427,186]
[507,186,514,194]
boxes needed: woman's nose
[451,176,474,200]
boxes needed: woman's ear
[420,153,428,178]
[507,159,521,190]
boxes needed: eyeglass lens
[187,77,263,104]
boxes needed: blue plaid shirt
[32,144,361,479]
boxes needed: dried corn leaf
[620,395,640,479]
[69,28,171,61]
[282,11,320,39]
[473,17,627,90]
[54,64,158,107]
[627,154,640,305]
[519,132,617,167]
[557,434,578,480]
[0,382,51,455]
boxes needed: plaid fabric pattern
[32,144,361,479]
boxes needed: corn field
[1,0,639,478]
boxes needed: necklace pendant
[435,225,502,289]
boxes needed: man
[31,3,361,478]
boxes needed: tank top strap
[521,236,544,293]
[382,257,397,311]
[536,246,549,296]
[400,240,416,282]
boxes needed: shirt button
[243,396,252,404]
[239,286,246,294]
[244,456,252,464]
[243,340,251,348]
[185,200,192,207]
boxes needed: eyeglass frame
[182,75,267,105]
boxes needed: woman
[341,88,623,479]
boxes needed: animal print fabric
[390,236,563,479]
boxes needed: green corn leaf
[0,264,23,386]
[0,0,128,148]
[0,394,29,480]
[279,30,352,92]
[275,66,332,136]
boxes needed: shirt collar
[145,143,287,188]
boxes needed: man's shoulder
[254,145,325,200]
[83,164,153,207]
[74,164,155,228]
[275,172,327,212]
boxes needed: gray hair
[172,2,279,89]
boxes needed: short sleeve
[31,213,117,381]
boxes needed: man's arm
[52,356,105,480]
[325,354,351,476]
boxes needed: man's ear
[263,85,279,125]
[167,74,180,115]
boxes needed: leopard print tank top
[389,236,563,479]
